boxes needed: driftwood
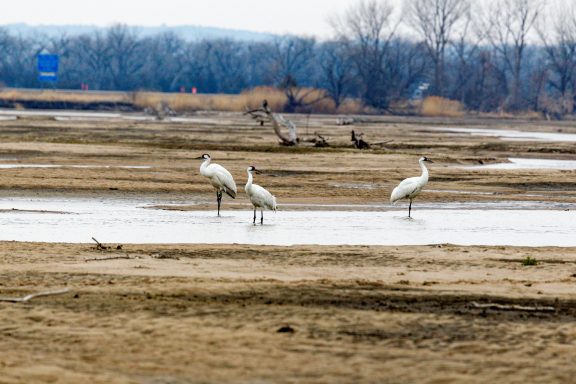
[312,133,329,147]
[92,237,122,251]
[301,132,329,147]
[245,108,268,126]
[85,255,133,262]
[351,130,370,149]
[0,288,70,303]
[471,301,556,312]
[371,140,393,146]
[244,100,298,146]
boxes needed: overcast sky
[0,0,374,37]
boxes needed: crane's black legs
[216,191,223,216]
[408,199,412,218]
[252,208,264,225]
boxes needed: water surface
[437,127,576,142]
[465,158,576,170]
[0,198,573,246]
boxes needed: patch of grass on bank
[521,256,538,266]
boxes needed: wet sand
[1,112,576,383]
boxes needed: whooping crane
[390,156,434,218]
[197,154,237,216]
[245,166,277,224]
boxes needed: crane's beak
[426,159,434,163]
[195,156,204,159]
[254,169,263,174]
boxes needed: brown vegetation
[133,87,364,114]
[420,96,465,117]
[0,88,366,115]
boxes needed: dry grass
[134,87,364,114]
[420,96,465,117]
[337,98,365,115]
[240,86,287,111]
[132,87,287,113]
[1,87,365,115]
[0,89,129,104]
[476,110,545,120]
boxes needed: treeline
[1,0,576,115]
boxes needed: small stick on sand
[85,255,133,262]
[471,301,555,312]
[0,288,70,303]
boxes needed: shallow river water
[0,198,574,246]
[466,158,576,170]
[437,127,576,142]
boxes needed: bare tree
[406,0,471,96]
[331,0,398,109]
[67,32,112,89]
[538,2,576,115]
[268,36,319,112]
[0,29,14,86]
[140,32,187,91]
[446,6,486,104]
[319,41,356,108]
[386,39,430,102]
[106,24,145,90]
[4,34,44,88]
[481,0,543,111]
[207,39,249,93]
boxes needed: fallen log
[245,100,298,146]
[0,288,70,303]
[471,301,555,312]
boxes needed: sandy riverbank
[1,111,575,382]
[1,242,576,383]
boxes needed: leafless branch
[85,255,133,262]
[0,288,70,303]
[244,100,298,145]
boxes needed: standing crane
[390,156,434,218]
[198,154,237,216]
[245,166,277,224]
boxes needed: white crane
[245,166,277,224]
[390,156,434,218]
[197,154,237,216]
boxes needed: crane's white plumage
[245,166,277,224]
[198,154,237,215]
[390,156,433,217]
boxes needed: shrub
[521,256,538,266]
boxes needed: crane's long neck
[245,170,253,192]
[419,159,429,184]
[200,158,211,175]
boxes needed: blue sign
[37,54,59,82]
